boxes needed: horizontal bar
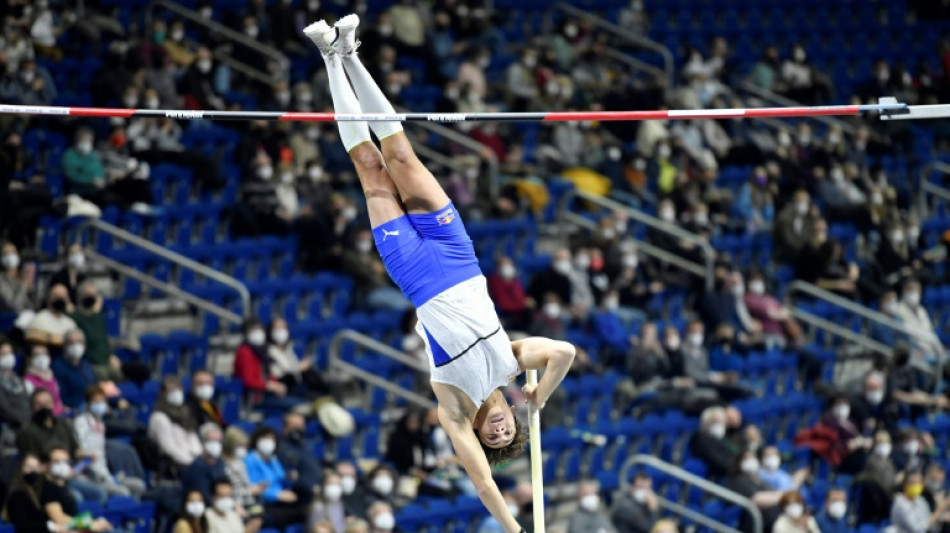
[0,102,909,123]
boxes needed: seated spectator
[672,321,749,401]
[567,479,616,533]
[385,409,452,498]
[773,190,815,262]
[222,427,266,522]
[61,128,106,198]
[609,472,660,533]
[174,490,210,533]
[896,279,943,362]
[870,290,909,347]
[183,423,226,502]
[475,489,520,533]
[591,291,634,365]
[726,450,784,532]
[814,488,849,533]
[610,242,663,314]
[743,271,803,349]
[74,385,146,498]
[850,370,899,435]
[893,429,930,474]
[6,447,112,533]
[51,329,97,410]
[70,282,124,382]
[889,344,947,417]
[698,271,762,345]
[688,406,739,479]
[206,479,245,533]
[795,396,871,474]
[277,413,323,496]
[861,430,898,491]
[367,501,396,533]
[25,284,78,349]
[148,376,202,468]
[341,229,411,311]
[268,318,328,400]
[0,242,35,313]
[796,220,861,299]
[50,244,87,303]
[245,426,306,524]
[365,465,399,508]
[0,340,30,432]
[527,249,573,306]
[758,446,809,494]
[486,256,533,331]
[528,293,566,340]
[307,471,347,533]
[187,369,226,428]
[892,471,950,533]
[338,461,371,520]
[233,318,307,412]
[733,167,775,234]
[23,344,66,415]
[772,490,820,533]
[923,464,949,525]
[816,163,868,223]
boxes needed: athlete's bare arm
[512,337,576,410]
[437,402,523,533]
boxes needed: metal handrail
[602,46,665,81]
[562,188,716,289]
[547,2,675,90]
[918,161,950,218]
[146,0,290,85]
[328,329,436,409]
[75,218,251,318]
[621,455,762,533]
[788,309,892,356]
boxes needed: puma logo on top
[382,229,400,241]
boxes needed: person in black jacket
[609,472,660,533]
[688,406,739,480]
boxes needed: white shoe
[332,14,360,56]
[302,20,335,57]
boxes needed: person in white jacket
[147,376,202,467]
[74,385,146,497]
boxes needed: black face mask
[50,299,67,312]
[81,296,97,309]
[286,430,303,443]
[23,472,41,486]
[32,408,53,426]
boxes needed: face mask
[276,91,291,106]
[762,455,781,471]
[633,488,648,503]
[741,458,760,475]
[146,97,160,109]
[372,475,394,495]
[197,59,212,73]
[694,212,709,225]
[875,443,892,458]
[306,127,322,141]
[355,240,372,254]
[308,166,324,181]
[280,171,294,184]
[731,284,744,297]
[708,423,726,439]
[32,408,54,426]
[833,405,850,421]
[200,7,213,19]
[522,55,537,68]
[574,254,590,270]
[891,231,904,243]
[507,502,520,516]
[204,440,222,458]
[904,292,920,306]
[795,202,809,215]
[23,472,41,485]
[65,343,85,360]
[883,301,899,315]
[341,206,357,221]
[622,254,638,269]
[0,353,15,370]
[378,24,394,37]
[906,483,924,499]
[478,56,491,69]
[77,141,93,154]
[166,389,184,406]
[866,390,885,405]
[499,264,516,280]
[256,438,276,456]
[123,95,138,108]
[50,461,71,479]
[308,0,320,10]
[904,441,920,455]
[234,446,247,459]
[245,26,259,38]
[213,497,234,513]
[553,259,572,275]
[170,29,184,42]
[465,167,479,180]
[21,70,35,83]
[927,480,944,493]
[688,333,703,347]
[370,511,395,531]
[827,501,846,519]
[785,503,804,519]
[271,328,289,345]
[89,401,108,418]
[186,501,206,517]
[247,329,266,346]
[604,298,619,311]
[297,91,313,104]
[579,494,599,511]
[665,337,680,351]
[323,484,342,502]
[340,475,356,494]
[257,166,273,181]
[659,208,675,222]
[749,281,765,295]
[657,145,672,159]
[32,354,50,371]
[194,384,215,401]
[81,295,97,309]
[543,303,561,319]
[51,299,67,312]
[1,253,19,270]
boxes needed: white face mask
[659,208,675,222]
[762,455,781,471]
[170,29,184,42]
[194,384,215,401]
[256,438,276,456]
[499,264,516,280]
[574,254,590,270]
[355,240,372,254]
[657,145,672,159]
[1,253,19,270]
[245,25,259,38]
[67,253,85,270]
[89,401,108,418]
[507,502,520,516]
[622,254,638,269]
[340,475,356,494]
[875,443,892,458]
[827,501,847,519]
[749,280,765,295]
[904,441,920,455]
[372,475,394,495]
[833,405,850,421]
[280,171,294,184]
[146,97,160,109]
[543,303,561,319]
[688,333,704,347]
[197,59,212,74]
[553,259,572,275]
[579,493,599,511]
[633,488,648,503]
[247,329,266,346]
[373,511,395,530]
[166,390,184,406]
[50,461,72,479]
[883,301,899,315]
[785,503,804,519]
[31,354,50,371]
[271,329,289,345]
[234,446,247,459]
[257,166,273,181]
[186,501,206,517]
[204,440,222,458]
[77,140,93,154]
[665,337,680,351]
[795,201,809,215]
[213,497,234,513]
[904,292,921,306]
[604,298,619,311]
[323,484,342,502]
[0,351,15,371]
[308,165,324,181]
[866,390,885,405]
[65,343,85,361]
[741,458,760,475]
[708,423,726,439]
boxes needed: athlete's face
[477,405,516,449]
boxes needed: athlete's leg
[335,17,450,214]
[306,21,404,228]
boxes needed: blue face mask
[89,402,108,418]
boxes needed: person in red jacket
[232,318,306,412]
[486,256,534,331]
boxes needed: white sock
[341,53,404,141]
[324,54,371,152]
